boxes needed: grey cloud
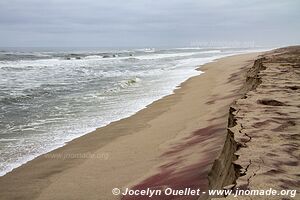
[0,0,299,47]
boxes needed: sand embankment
[209,46,300,200]
[0,52,261,200]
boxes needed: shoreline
[0,51,259,177]
[0,50,265,177]
[0,52,264,200]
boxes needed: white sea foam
[0,47,267,176]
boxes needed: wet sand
[0,52,262,200]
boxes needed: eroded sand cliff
[209,46,300,200]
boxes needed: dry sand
[0,52,262,200]
[211,46,300,200]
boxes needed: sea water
[0,47,264,176]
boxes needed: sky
[0,0,299,48]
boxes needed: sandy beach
[0,52,263,200]
[0,0,299,199]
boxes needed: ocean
[0,47,263,176]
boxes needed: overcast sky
[0,0,299,48]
